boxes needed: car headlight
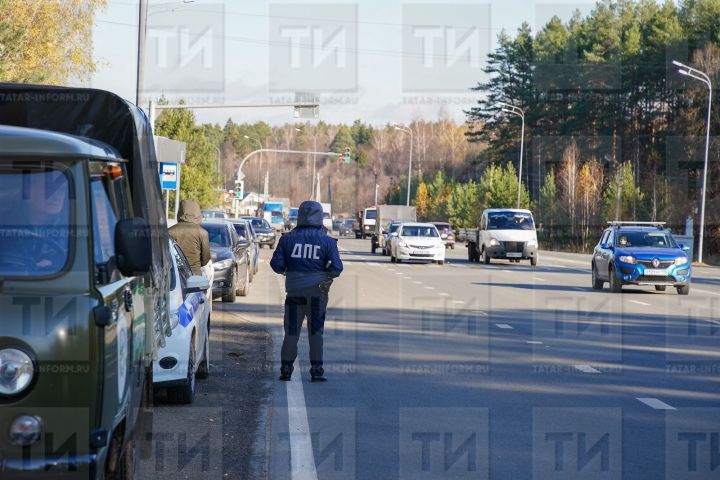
[489,238,500,247]
[675,256,689,266]
[213,258,233,271]
[0,348,35,396]
[619,255,636,264]
[527,238,538,247]
[398,240,408,248]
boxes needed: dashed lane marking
[526,340,543,345]
[637,398,676,410]
[629,300,651,307]
[495,323,513,329]
[573,365,601,373]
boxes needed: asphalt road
[144,239,720,480]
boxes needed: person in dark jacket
[169,199,211,275]
[270,200,343,382]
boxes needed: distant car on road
[339,219,354,236]
[202,209,228,220]
[202,220,251,302]
[592,222,691,295]
[285,215,298,231]
[229,219,259,282]
[381,221,406,255]
[242,216,276,249]
[154,240,212,404]
[389,222,446,264]
[431,222,456,249]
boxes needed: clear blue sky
[91,0,594,126]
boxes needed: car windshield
[488,212,535,230]
[401,226,438,237]
[247,218,269,229]
[366,209,377,220]
[617,230,677,248]
[0,168,71,277]
[434,223,451,232]
[203,224,232,247]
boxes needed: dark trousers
[281,288,329,369]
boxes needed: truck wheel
[468,243,478,262]
[168,341,196,404]
[530,256,537,267]
[676,285,690,295]
[269,242,275,250]
[655,285,666,292]
[483,248,491,265]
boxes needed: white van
[477,209,538,265]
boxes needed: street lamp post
[499,102,526,209]
[296,127,318,200]
[673,60,713,264]
[393,124,413,206]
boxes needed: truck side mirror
[185,275,210,294]
[115,217,152,276]
[679,243,690,252]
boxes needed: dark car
[339,219,354,236]
[432,222,456,249]
[591,222,691,295]
[230,219,259,281]
[201,209,228,220]
[242,216,276,248]
[202,220,251,302]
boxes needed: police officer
[270,201,343,382]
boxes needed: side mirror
[391,232,398,237]
[115,217,152,276]
[679,243,690,252]
[185,275,210,294]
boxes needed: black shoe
[279,366,293,381]
[310,367,327,383]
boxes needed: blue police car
[591,222,692,295]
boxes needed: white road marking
[526,340,543,345]
[388,268,396,271]
[395,272,404,275]
[694,288,720,296]
[413,281,422,284]
[533,276,547,282]
[438,293,450,296]
[629,300,651,307]
[541,255,588,266]
[365,262,381,267]
[637,398,676,410]
[451,300,464,304]
[425,287,435,290]
[573,365,601,373]
[571,287,586,291]
[495,323,514,329]
[502,270,513,273]
[403,276,412,280]
[287,362,319,480]
[473,310,488,316]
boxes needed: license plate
[506,252,522,258]
[644,268,667,276]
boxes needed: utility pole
[135,0,148,106]
[498,102,526,209]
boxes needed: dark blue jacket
[270,201,343,292]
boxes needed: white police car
[153,240,212,403]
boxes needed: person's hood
[297,201,324,228]
[178,199,202,224]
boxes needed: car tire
[467,245,474,262]
[239,267,250,297]
[269,242,275,250]
[167,340,196,404]
[222,274,237,303]
[609,266,622,293]
[655,285,666,292]
[248,265,254,283]
[530,255,538,267]
[107,438,136,480]
[196,321,210,379]
[591,264,604,290]
[438,260,445,265]
[483,248,491,265]
[677,285,690,295]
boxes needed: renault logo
[652,258,660,268]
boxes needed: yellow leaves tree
[414,181,430,221]
[0,0,107,84]
[577,159,604,247]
